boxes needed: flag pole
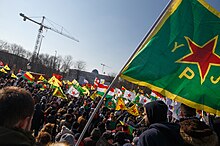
[75,1,172,145]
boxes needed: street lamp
[27,62,31,71]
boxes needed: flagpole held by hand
[75,1,172,145]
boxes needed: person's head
[0,86,34,130]
[180,103,196,118]
[41,123,55,135]
[116,123,123,131]
[144,100,168,126]
[65,114,72,122]
[102,131,114,144]
[47,142,70,146]
[60,133,75,146]
[114,131,127,145]
[132,137,139,146]
[36,131,52,145]
[91,128,101,140]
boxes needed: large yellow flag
[48,76,62,87]
[53,87,67,99]
[115,98,127,111]
[127,104,140,116]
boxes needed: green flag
[121,0,220,115]
[105,98,116,109]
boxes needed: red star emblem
[119,104,124,109]
[128,93,131,97]
[108,101,113,106]
[177,36,220,84]
[132,109,136,113]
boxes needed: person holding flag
[138,100,185,146]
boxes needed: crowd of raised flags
[0,64,186,121]
[0,64,185,120]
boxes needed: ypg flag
[53,87,67,99]
[121,0,220,115]
[127,104,140,116]
[115,97,127,111]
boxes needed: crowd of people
[0,75,220,146]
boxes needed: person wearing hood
[83,128,101,146]
[0,86,35,145]
[179,103,219,146]
[137,100,185,146]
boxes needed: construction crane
[101,63,110,74]
[19,13,79,69]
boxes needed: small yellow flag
[127,104,140,116]
[4,64,10,71]
[38,75,45,81]
[0,68,7,74]
[82,86,90,96]
[72,79,79,86]
[11,73,18,79]
[115,98,127,111]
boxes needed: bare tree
[74,60,86,71]
[10,43,26,57]
[0,40,8,50]
[0,40,10,52]
[24,50,32,60]
[38,53,50,67]
[61,55,73,73]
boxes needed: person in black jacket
[138,100,185,146]
[0,86,35,145]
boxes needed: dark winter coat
[179,117,219,146]
[0,126,35,146]
[138,122,185,146]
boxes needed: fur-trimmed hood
[179,118,219,146]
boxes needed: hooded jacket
[138,122,185,146]
[0,126,35,146]
[179,117,219,146]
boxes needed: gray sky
[0,0,219,75]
